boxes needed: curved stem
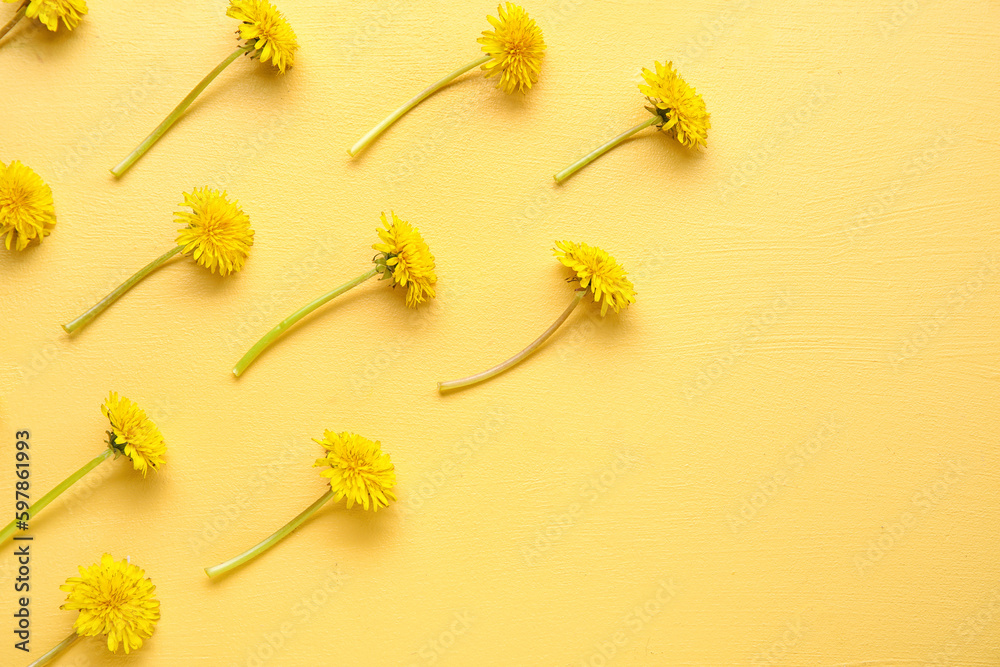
[27,631,81,667]
[0,449,111,546]
[348,54,491,157]
[233,267,378,377]
[0,2,27,42]
[554,116,659,183]
[62,245,183,334]
[439,289,585,391]
[205,489,335,579]
[111,45,252,177]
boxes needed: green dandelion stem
[233,267,378,377]
[62,245,183,335]
[0,1,27,42]
[0,449,111,546]
[27,631,81,667]
[111,44,253,177]
[204,488,335,579]
[438,288,585,391]
[554,116,659,183]
[347,54,492,157]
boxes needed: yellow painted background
[2,0,999,665]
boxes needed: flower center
[97,586,130,615]
[2,186,27,213]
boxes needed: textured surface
[2,0,999,665]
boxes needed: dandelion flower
[372,211,437,307]
[478,2,546,94]
[347,3,545,157]
[0,393,166,547]
[205,431,397,578]
[227,0,298,73]
[1,0,87,41]
[233,211,436,376]
[175,187,254,276]
[314,431,397,511]
[63,187,254,334]
[0,160,56,251]
[640,60,710,149]
[57,554,160,656]
[439,242,635,391]
[110,0,298,177]
[554,60,710,183]
[554,240,636,316]
[102,391,166,476]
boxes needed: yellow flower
[60,554,160,655]
[639,60,710,149]
[0,160,56,251]
[478,2,545,94]
[102,392,166,477]
[554,240,636,316]
[227,0,298,73]
[9,0,88,31]
[372,211,437,307]
[313,431,397,511]
[175,187,254,276]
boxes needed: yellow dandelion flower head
[639,60,710,149]
[372,211,437,308]
[554,240,636,316]
[60,554,160,655]
[478,2,545,94]
[175,187,254,276]
[102,391,166,477]
[17,0,88,32]
[227,0,298,73]
[313,431,397,511]
[0,160,56,251]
